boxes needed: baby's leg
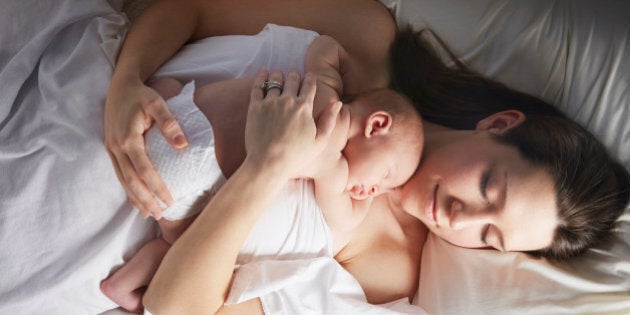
[100,217,195,312]
[100,238,170,313]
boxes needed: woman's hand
[104,76,187,219]
[244,70,342,179]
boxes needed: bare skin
[105,0,394,220]
[104,0,429,313]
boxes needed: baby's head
[343,89,424,200]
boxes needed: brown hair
[389,27,630,260]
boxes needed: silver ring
[261,81,283,93]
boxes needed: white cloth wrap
[228,257,428,315]
[144,81,225,220]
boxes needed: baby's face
[343,131,423,200]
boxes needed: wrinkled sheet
[2,0,628,314]
[0,1,425,313]
[0,1,151,313]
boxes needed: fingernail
[173,134,187,148]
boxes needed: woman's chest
[335,203,427,304]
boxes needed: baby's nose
[368,185,379,196]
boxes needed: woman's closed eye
[480,167,492,206]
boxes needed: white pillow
[381,0,630,168]
[379,0,630,314]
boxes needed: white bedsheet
[0,1,425,313]
[1,0,152,313]
[2,0,628,314]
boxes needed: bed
[1,0,628,314]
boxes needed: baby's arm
[307,36,374,250]
[305,35,347,119]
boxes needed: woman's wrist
[110,66,143,87]
[242,154,294,182]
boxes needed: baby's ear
[364,111,393,138]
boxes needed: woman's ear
[476,110,525,135]
[364,111,393,137]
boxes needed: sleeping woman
[103,0,630,313]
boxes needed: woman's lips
[425,184,439,225]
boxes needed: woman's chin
[399,193,423,221]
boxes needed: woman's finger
[126,143,174,208]
[298,72,318,105]
[281,71,300,97]
[264,71,284,99]
[251,69,268,103]
[118,152,163,219]
[107,148,151,218]
[146,97,188,149]
[314,101,343,148]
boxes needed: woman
[104,0,630,313]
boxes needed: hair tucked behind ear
[389,27,630,260]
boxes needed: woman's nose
[448,200,493,230]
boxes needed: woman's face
[400,132,558,252]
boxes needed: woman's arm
[143,71,340,314]
[105,0,395,217]
[115,0,395,84]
